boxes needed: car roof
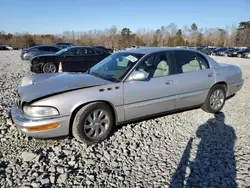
[66,46,99,49]
[55,42,74,45]
[30,45,59,48]
[119,47,197,55]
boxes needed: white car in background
[0,45,13,50]
[6,46,13,50]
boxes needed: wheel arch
[212,81,228,95]
[68,100,117,136]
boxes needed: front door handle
[165,80,173,85]
[208,73,214,77]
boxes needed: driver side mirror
[128,71,147,81]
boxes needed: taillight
[23,50,29,54]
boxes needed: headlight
[23,105,59,117]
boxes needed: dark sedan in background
[30,46,111,73]
[224,48,240,57]
[200,47,217,55]
[233,48,250,58]
[211,47,229,56]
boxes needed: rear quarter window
[195,53,209,70]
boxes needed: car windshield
[89,52,144,82]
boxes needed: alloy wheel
[43,63,57,73]
[83,110,110,139]
[209,89,225,111]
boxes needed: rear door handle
[208,73,214,77]
[165,80,173,85]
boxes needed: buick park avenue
[11,48,243,144]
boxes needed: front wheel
[42,62,57,73]
[72,102,114,145]
[202,85,226,113]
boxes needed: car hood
[19,73,112,102]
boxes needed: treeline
[0,21,249,49]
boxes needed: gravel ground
[0,51,250,188]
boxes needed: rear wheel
[202,85,226,113]
[237,54,242,58]
[72,102,114,145]
[42,62,57,73]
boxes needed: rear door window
[82,48,96,55]
[95,49,104,55]
[43,47,50,52]
[38,47,50,52]
[172,51,209,74]
[65,48,83,56]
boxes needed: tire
[42,62,57,73]
[237,54,242,58]
[201,84,226,113]
[72,102,114,145]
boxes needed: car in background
[217,48,236,56]
[11,48,244,144]
[227,48,242,57]
[242,52,250,59]
[196,46,207,51]
[0,45,13,50]
[200,47,217,55]
[54,43,75,49]
[223,48,240,57]
[234,48,250,58]
[20,45,60,61]
[211,47,228,56]
[30,46,111,73]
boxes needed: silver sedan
[11,48,244,144]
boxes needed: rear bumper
[11,104,70,138]
[227,79,244,97]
